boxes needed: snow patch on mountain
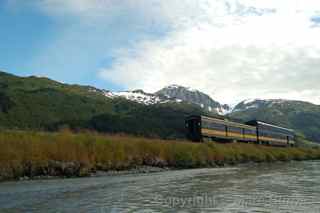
[102,90,169,105]
[96,85,233,115]
[243,99,257,105]
[115,91,161,105]
[232,99,291,113]
[166,84,179,89]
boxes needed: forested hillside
[0,71,204,139]
[1,71,320,143]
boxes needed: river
[0,161,320,213]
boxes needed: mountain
[102,84,230,115]
[232,99,290,112]
[230,99,320,143]
[0,71,205,139]
[1,70,320,143]
[156,85,230,114]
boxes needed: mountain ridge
[156,85,231,114]
[104,84,231,115]
[0,71,206,139]
[1,70,320,143]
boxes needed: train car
[185,115,257,143]
[246,120,295,147]
[185,115,295,147]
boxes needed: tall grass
[0,130,320,181]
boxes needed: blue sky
[1,0,320,104]
[0,3,55,75]
[0,1,169,91]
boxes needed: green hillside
[1,71,320,143]
[0,71,203,139]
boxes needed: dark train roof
[246,120,294,133]
[186,114,224,120]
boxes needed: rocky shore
[10,165,170,182]
[0,160,303,182]
[0,161,171,182]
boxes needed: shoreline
[2,159,317,183]
[13,166,172,182]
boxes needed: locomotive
[185,115,295,147]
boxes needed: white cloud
[19,0,320,105]
[97,0,320,105]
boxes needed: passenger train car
[185,115,295,147]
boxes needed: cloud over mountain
[7,0,320,105]
[97,0,320,104]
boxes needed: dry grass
[0,130,320,180]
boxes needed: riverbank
[2,161,319,212]
[1,130,320,181]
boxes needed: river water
[0,161,320,213]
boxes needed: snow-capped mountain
[156,85,230,114]
[102,86,315,117]
[232,99,289,112]
[101,85,230,115]
[100,86,313,117]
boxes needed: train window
[202,121,225,131]
[228,126,241,133]
[259,129,288,140]
[258,124,293,137]
[259,130,267,137]
[210,122,225,131]
[244,129,256,135]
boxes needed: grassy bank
[1,130,320,181]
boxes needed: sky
[1,0,320,105]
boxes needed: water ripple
[0,161,320,212]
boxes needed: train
[185,115,295,147]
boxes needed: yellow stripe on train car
[201,128,288,144]
[201,129,226,137]
[201,128,256,140]
[259,136,288,144]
